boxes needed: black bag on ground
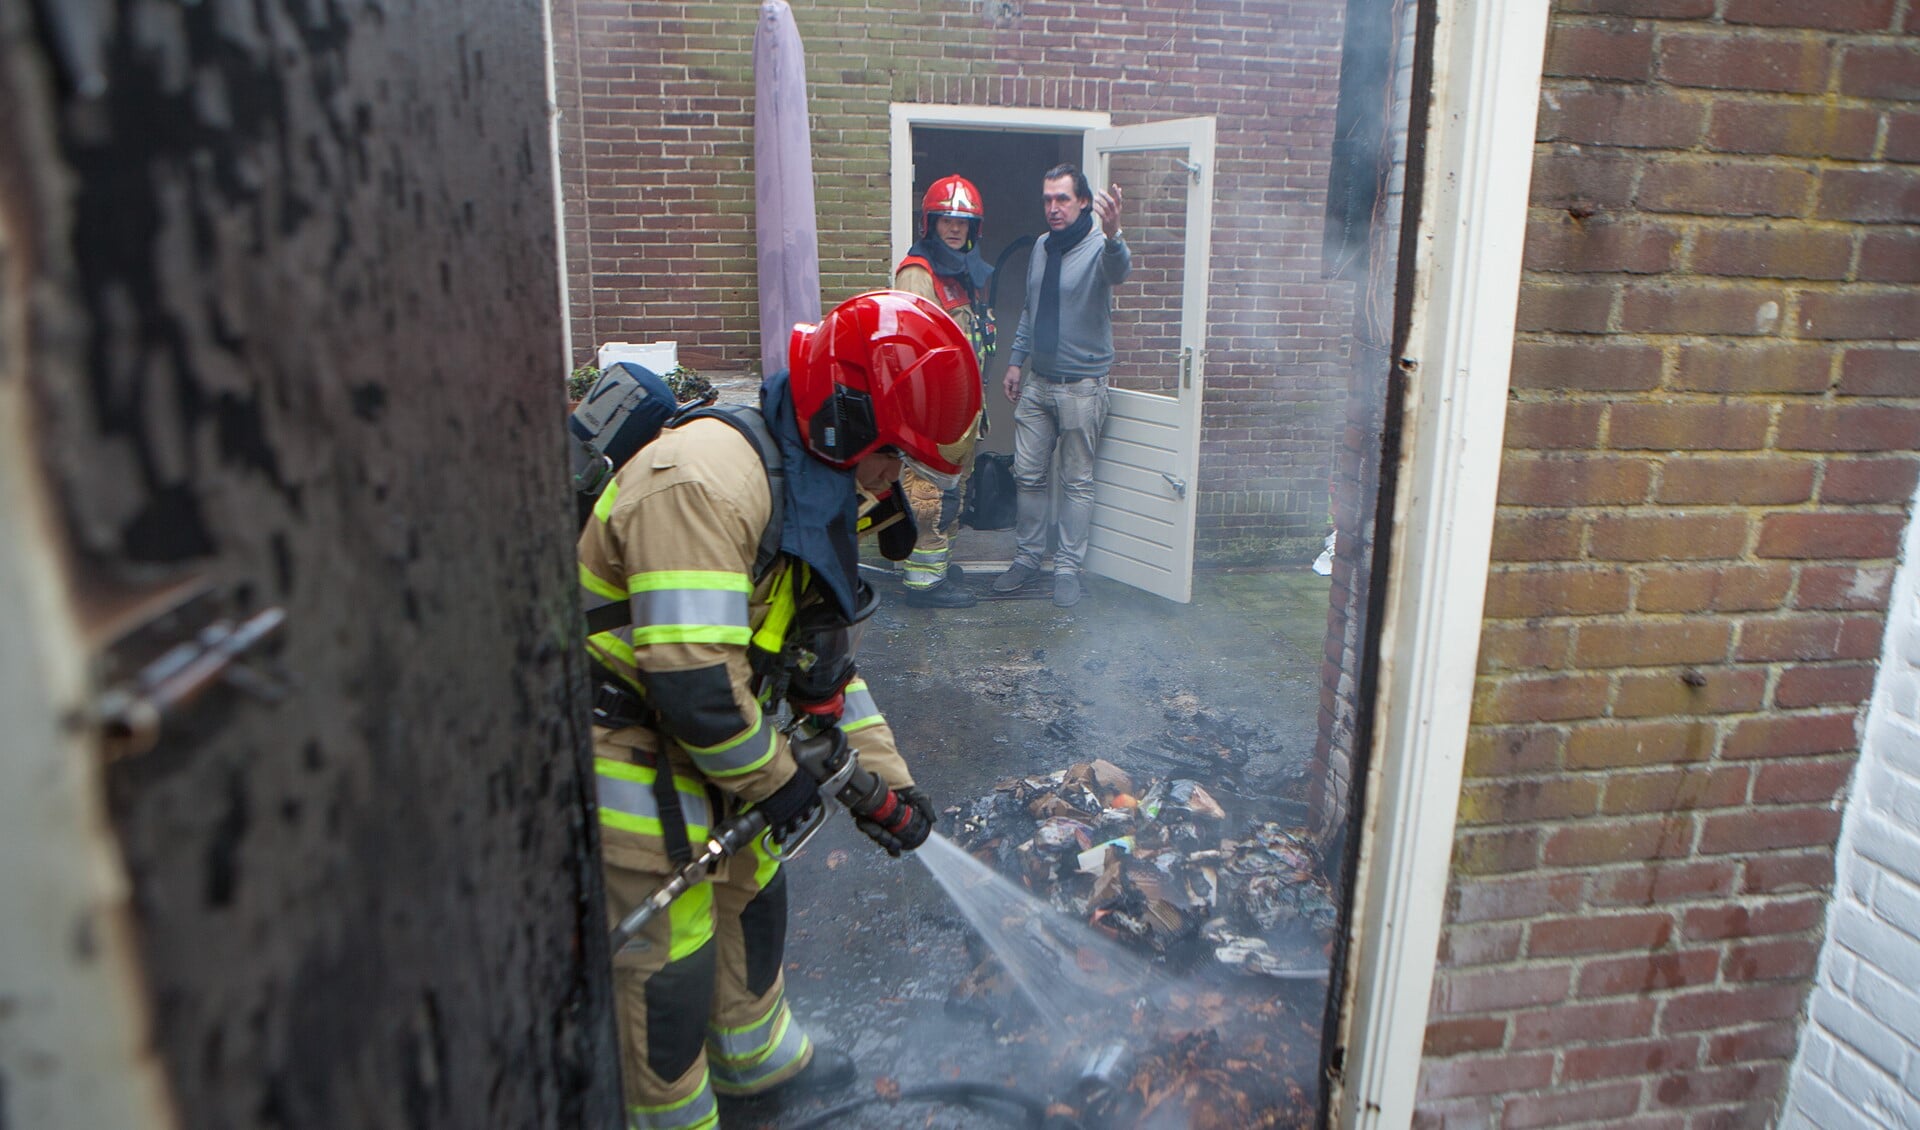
[961,451,1017,530]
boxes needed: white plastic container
[596,340,678,374]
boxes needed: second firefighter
[892,174,995,609]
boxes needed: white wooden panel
[1082,118,1214,604]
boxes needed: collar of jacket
[759,371,864,621]
[1042,208,1096,257]
[906,235,993,291]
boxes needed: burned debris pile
[931,731,1333,1129]
[951,755,1335,981]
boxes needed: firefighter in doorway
[577,291,983,1128]
[892,174,995,609]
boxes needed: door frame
[892,11,1550,1107]
[887,103,1111,267]
[1331,0,1551,1125]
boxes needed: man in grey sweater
[993,163,1130,607]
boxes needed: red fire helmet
[922,174,984,241]
[788,290,984,477]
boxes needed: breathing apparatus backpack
[568,362,906,711]
[569,362,786,589]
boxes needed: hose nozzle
[1076,1041,1131,1097]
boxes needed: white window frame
[886,103,1111,264]
[1331,1,1551,1126]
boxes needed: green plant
[663,365,716,404]
[567,364,600,401]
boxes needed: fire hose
[608,719,917,953]
[779,1040,1128,1130]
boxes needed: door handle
[1182,347,1193,389]
[1161,472,1187,499]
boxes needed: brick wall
[551,0,1354,559]
[1312,0,1416,853]
[1781,476,1920,1126]
[1418,1,1920,1125]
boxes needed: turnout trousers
[596,739,813,1130]
[899,456,975,589]
[1010,376,1109,575]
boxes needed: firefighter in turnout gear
[893,175,994,609]
[576,291,982,1129]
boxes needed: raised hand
[1094,184,1124,237]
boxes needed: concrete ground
[736,561,1336,1129]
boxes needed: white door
[1081,117,1215,604]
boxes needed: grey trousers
[1011,375,1110,574]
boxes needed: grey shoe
[1053,572,1082,608]
[993,561,1040,592]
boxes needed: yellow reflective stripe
[594,757,650,783]
[598,808,664,837]
[680,705,776,777]
[628,1070,718,1130]
[588,630,637,669]
[751,565,799,655]
[840,679,883,733]
[632,624,752,646]
[750,827,781,889]
[629,570,752,594]
[593,480,620,523]
[580,563,625,602]
[629,1082,721,1120]
[668,882,714,962]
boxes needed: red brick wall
[550,0,1354,559]
[1418,1,1920,1125]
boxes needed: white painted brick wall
[1784,480,1920,1130]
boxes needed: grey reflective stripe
[684,709,776,778]
[631,588,749,633]
[840,682,882,732]
[595,766,714,834]
[901,552,946,587]
[627,1073,718,1130]
[708,1002,811,1093]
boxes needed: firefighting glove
[857,786,936,857]
[755,768,823,844]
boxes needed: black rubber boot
[903,575,977,608]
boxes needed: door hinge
[94,605,290,760]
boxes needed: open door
[1081,117,1215,604]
